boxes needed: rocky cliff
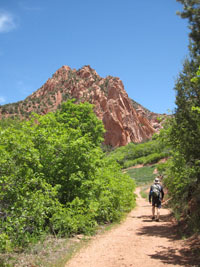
[0,65,164,147]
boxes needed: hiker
[149,177,164,221]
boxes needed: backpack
[151,184,160,198]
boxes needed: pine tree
[173,0,200,162]
[177,0,200,58]
[163,0,200,230]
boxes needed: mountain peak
[0,65,164,147]
[77,65,99,79]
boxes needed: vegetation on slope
[157,0,200,233]
[125,165,157,186]
[106,136,170,169]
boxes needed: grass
[139,188,149,199]
[0,235,94,267]
[125,165,157,186]
[124,165,158,200]
[0,236,80,267]
[51,237,91,267]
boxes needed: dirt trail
[65,188,196,267]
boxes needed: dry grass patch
[0,235,90,267]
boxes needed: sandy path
[65,188,192,267]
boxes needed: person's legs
[152,206,155,219]
[156,208,160,221]
[155,201,161,221]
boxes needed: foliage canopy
[160,0,200,232]
[0,100,135,251]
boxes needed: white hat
[154,178,160,183]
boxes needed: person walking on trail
[149,177,164,222]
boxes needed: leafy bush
[0,100,135,251]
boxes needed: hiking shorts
[152,198,161,208]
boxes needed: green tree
[55,100,105,146]
[177,0,200,57]
[162,1,200,231]
[0,101,135,250]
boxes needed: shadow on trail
[137,221,179,241]
[131,214,172,223]
[149,246,200,267]
[136,214,200,266]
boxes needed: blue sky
[0,0,189,114]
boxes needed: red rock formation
[0,65,164,147]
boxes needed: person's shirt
[149,183,164,202]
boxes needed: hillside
[0,65,166,146]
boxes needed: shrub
[0,101,135,251]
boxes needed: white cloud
[0,96,6,104]
[0,11,16,33]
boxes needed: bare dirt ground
[65,188,200,267]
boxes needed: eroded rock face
[0,65,163,147]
